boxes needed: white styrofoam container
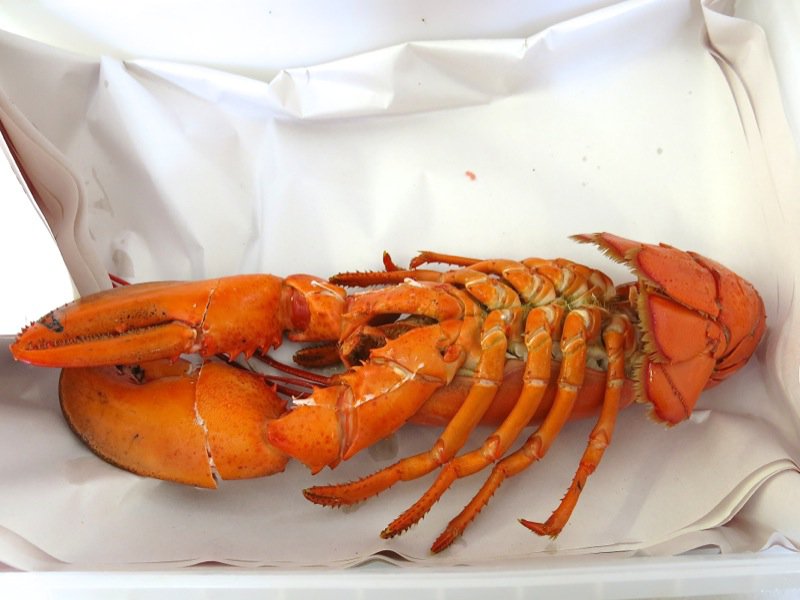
[1,0,800,596]
[2,552,800,598]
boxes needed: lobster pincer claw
[59,359,290,487]
[11,274,346,368]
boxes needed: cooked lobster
[10,233,766,552]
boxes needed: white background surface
[1,0,800,597]
[0,134,73,334]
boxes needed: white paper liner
[0,0,799,569]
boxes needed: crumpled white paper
[0,0,799,569]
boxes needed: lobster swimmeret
[10,233,766,552]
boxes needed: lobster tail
[576,232,766,424]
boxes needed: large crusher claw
[59,359,290,487]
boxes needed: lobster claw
[59,359,290,487]
[11,274,346,367]
[10,273,347,487]
[575,233,766,424]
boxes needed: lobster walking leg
[520,313,633,538]
[313,252,620,545]
[304,307,511,506]
[377,303,564,538]
[303,268,526,502]
[429,305,604,552]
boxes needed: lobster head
[576,233,766,424]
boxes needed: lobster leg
[303,271,526,504]
[430,305,603,553]
[520,313,633,537]
[303,307,511,506]
[268,281,490,474]
[378,303,564,538]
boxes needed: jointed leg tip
[303,487,342,507]
[381,516,416,539]
[518,518,542,532]
[430,536,453,554]
[519,518,561,539]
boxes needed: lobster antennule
[11,274,346,368]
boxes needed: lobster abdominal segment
[9,233,766,553]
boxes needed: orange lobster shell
[10,233,765,552]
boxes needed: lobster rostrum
[10,233,766,552]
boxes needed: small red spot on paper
[465,170,476,181]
